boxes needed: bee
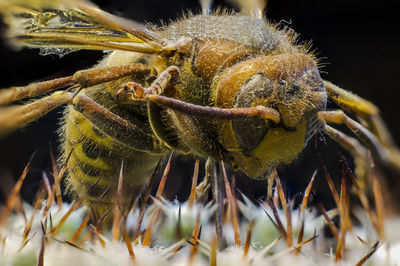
[0,0,399,219]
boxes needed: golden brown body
[61,14,325,213]
[1,1,399,218]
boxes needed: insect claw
[196,178,211,200]
[116,82,145,103]
[70,86,83,100]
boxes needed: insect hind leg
[71,93,162,153]
[323,124,369,187]
[0,63,155,137]
[0,64,152,106]
[319,110,400,173]
[0,91,73,137]
[0,77,74,106]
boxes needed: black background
[0,0,399,206]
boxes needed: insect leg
[0,77,74,106]
[213,159,223,245]
[323,124,369,186]
[142,66,180,97]
[324,80,395,147]
[0,91,73,137]
[115,66,180,102]
[196,158,223,243]
[196,157,212,200]
[71,94,161,152]
[0,64,152,106]
[319,110,400,172]
[73,64,152,88]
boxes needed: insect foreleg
[115,66,180,102]
[0,91,73,137]
[71,94,161,153]
[142,66,180,97]
[115,63,281,122]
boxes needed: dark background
[0,0,399,207]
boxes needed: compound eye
[232,73,275,155]
[234,73,274,107]
[277,80,303,104]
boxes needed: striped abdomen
[62,90,165,219]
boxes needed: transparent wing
[0,0,166,56]
[226,0,267,18]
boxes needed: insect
[0,0,399,219]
